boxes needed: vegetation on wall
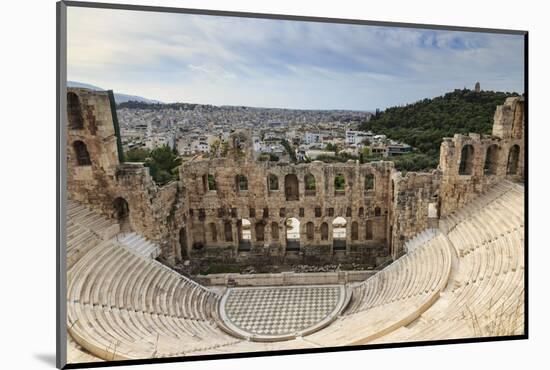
[281,139,297,163]
[124,145,181,185]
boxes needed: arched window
[366,220,373,240]
[73,141,91,166]
[365,174,375,191]
[459,144,475,175]
[484,145,499,175]
[285,174,299,201]
[113,197,129,223]
[320,222,329,241]
[507,145,520,175]
[306,222,314,241]
[304,173,316,196]
[209,223,218,242]
[224,222,233,242]
[374,207,381,217]
[238,219,252,251]
[207,175,216,191]
[271,222,279,241]
[255,222,265,242]
[351,222,359,241]
[67,92,84,129]
[285,218,300,250]
[268,174,279,191]
[192,223,205,250]
[332,217,347,250]
[334,174,345,195]
[359,207,364,217]
[236,175,248,191]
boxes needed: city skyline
[68,7,525,110]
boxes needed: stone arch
[73,140,91,166]
[67,92,84,129]
[306,222,315,241]
[271,221,279,242]
[285,174,299,201]
[209,222,218,242]
[351,221,359,241]
[255,221,265,242]
[484,144,499,175]
[304,173,316,196]
[285,217,300,250]
[332,217,347,250]
[320,222,329,241]
[236,174,248,192]
[192,224,205,250]
[459,144,475,175]
[366,220,373,240]
[113,197,130,231]
[365,173,375,191]
[267,174,279,191]
[507,145,520,175]
[238,219,251,250]
[179,227,188,259]
[334,174,345,195]
[203,174,216,191]
[224,221,233,242]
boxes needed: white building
[195,141,210,153]
[145,133,174,150]
[304,132,324,145]
[346,130,372,145]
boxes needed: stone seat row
[441,180,519,232]
[347,233,452,315]
[67,239,244,360]
[67,301,242,361]
[446,187,523,256]
[68,241,217,323]
[404,228,438,253]
[67,201,120,241]
[370,185,524,344]
[66,220,102,269]
[116,232,161,259]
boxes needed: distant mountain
[67,81,162,104]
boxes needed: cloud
[67,6,524,110]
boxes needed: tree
[125,147,150,162]
[325,143,337,152]
[144,145,182,185]
[281,139,297,163]
[210,139,220,158]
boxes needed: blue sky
[67,7,524,110]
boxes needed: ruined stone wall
[389,171,441,259]
[179,143,394,266]
[65,88,524,270]
[438,97,524,217]
[66,88,185,265]
[67,88,119,208]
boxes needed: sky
[67,7,525,111]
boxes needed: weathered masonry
[181,134,393,265]
[66,87,525,267]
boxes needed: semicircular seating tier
[65,180,524,363]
